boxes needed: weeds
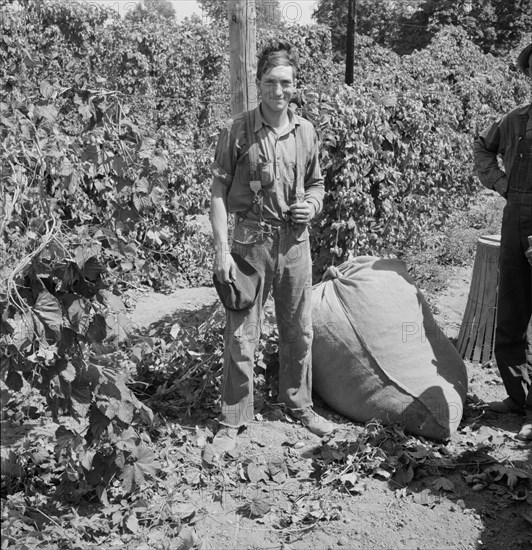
[404,189,505,294]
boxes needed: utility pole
[228,0,257,116]
[345,0,356,85]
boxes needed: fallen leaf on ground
[250,496,271,517]
[201,432,238,466]
[175,526,197,550]
[171,502,196,520]
[521,508,532,526]
[247,461,269,483]
[183,469,201,486]
[268,459,288,484]
[432,477,454,492]
[392,465,414,487]
[485,464,531,490]
[148,529,165,543]
[125,514,139,534]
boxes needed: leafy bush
[0,0,236,502]
[305,28,529,275]
[0,80,160,496]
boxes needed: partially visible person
[473,42,532,440]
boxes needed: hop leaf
[133,444,160,478]
[392,464,414,487]
[521,508,532,526]
[485,465,531,490]
[247,461,269,483]
[5,369,23,392]
[125,513,139,534]
[33,291,63,334]
[432,477,454,492]
[250,496,270,517]
[175,527,197,550]
[82,257,104,282]
[150,154,167,172]
[60,361,77,383]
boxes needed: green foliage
[128,0,177,21]
[198,0,283,29]
[1,1,223,288]
[403,188,505,294]
[305,28,529,274]
[131,305,225,418]
[0,223,157,495]
[313,0,415,57]
[423,0,532,55]
[313,0,532,56]
[0,0,193,497]
[0,4,236,493]
[0,423,197,547]
[104,12,229,130]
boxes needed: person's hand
[289,201,313,225]
[493,178,508,199]
[526,237,532,267]
[213,251,236,284]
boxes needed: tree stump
[456,235,500,363]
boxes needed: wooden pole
[228,0,257,116]
[345,0,355,85]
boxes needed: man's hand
[213,251,237,284]
[211,179,233,283]
[289,201,313,224]
[526,236,532,267]
[493,178,508,199]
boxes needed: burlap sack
[312,256,467,440]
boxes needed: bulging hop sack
[312,256,467,440]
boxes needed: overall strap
[518,113,529,139]
[244,108,265,225]
[245,108,261,191]
[293,122,304,203]
[506,111,532,197]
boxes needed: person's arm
[303,127,324,219]
[210,121,239,282]
[210,179,236,283]
[473,118,508,197]
[290,126,324,224]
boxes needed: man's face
[257,65,295,114]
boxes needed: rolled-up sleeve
[210,121,239,188]
[473,118,507,191]
[303,129,325,217]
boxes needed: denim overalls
[496,112,532,410]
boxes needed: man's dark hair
[256,40,299,81]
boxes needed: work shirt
[211,106,324,223]
[474,103,532,191]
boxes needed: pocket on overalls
[233,222,263,245]
[260,162,274,189]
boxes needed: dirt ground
[128,265,532,550]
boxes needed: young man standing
[209,40,334,440]
[473,43,532,440]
